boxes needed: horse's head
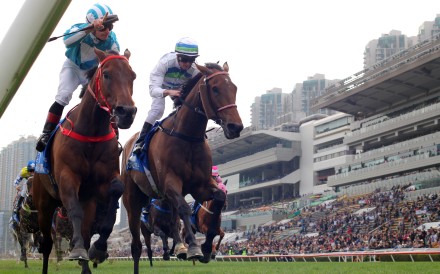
[91,48,137,129]
[196,62,243,139]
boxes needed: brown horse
[51,206,102,269]
[139,198,179,267]
[10,177,41,268]
[51,206,73,263]
[121,62,243,273]
[183,181,228,260]
[32,48,137,274]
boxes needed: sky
[0,0,439,149]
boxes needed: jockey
[212,165,228,194]
[12,160,35,222]
[192,166,227,212]
[132,37,200,155]
[36,3,120,152]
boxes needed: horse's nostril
[114,106,137,117]
[227,123,244,133]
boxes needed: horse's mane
[79,50,121,98]
[172,62,224,109]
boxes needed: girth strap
[158,125,205,142]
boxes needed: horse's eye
[103,72,110,80]
[212,87,220,95]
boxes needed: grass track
[1,259,439,274]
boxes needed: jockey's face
[177,55,196,70]
[94,27,111,41]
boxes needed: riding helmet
[86,3,113,23]
[175,37,199,57]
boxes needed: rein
[160,70,236,142]
[60,55,128,142]
[200,201,213,215]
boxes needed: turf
[1,259,439,274]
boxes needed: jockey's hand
[92,18,105,31]
[16,186,20,191]
[164,89,181,97]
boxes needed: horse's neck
[174,82,208,136]
[73,91,112,134]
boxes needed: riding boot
[13,196,24,222]
[132,122,152,155]
[36,103,64,152]
[36,121,59,152]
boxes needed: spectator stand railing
[107,248,440,263]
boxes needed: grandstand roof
[312,38,440,117]
[210,129,300,163]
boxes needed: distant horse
[51,206,104,269]
[121,62,243,273]
[10,176,41,268]
[140,198,179,267]
[184,180,228,260]
[32,48,137,274]
[51,206,73,262]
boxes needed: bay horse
[32,48,137,274]
[51,206,102,269]
[121,62,243,273]
[139,198,179,267]
[10,176,41,268]
[51,206,73,262]
[183,180,228,260]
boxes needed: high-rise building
[301,74,338,117]
[418,14,440,42]
[363,30,417,69]
[251,88,292,130]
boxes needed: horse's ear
[224,179,228,186]
[124,49,131,60]
[223,62,229,72]
[94,48,106,62]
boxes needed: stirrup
[36,133,50,152]
[132,143,143,155]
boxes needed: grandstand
[109,33,440,260]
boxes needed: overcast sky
[1,0,439,149]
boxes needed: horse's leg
[61,178,89,262]
[33,183,57,274]
[141,223,153,267]
[173,193,202,261]
[20,243,28,267]
[89,178,123,264]
[170,237,177,256]
[158,231,170,261]
[16,229,27,266]
[212,229,225,259]
[52,226,63,263]
[200,189,226,263]
[79,200,96,274]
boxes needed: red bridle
[60,55,129,142]
[87,55,129,114]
